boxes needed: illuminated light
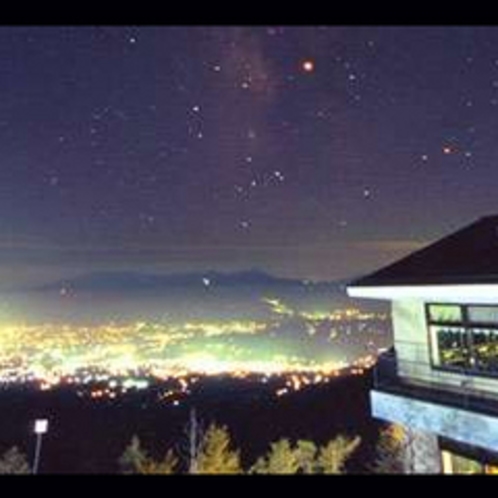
[0,316,366,391]
[442,145,453,155]
[301,60,315,73]
[34,419,48,434]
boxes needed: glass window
[470,328,498,373]
[485,463,498,474]
[468,306,498,325]
[428,304,498,377]
[450,453,484,474]
[427,304,463,323]
[431,326,470,369]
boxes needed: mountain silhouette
[33,269,342,294]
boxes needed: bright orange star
[302,60,315,73]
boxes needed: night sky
[1,25,498,290]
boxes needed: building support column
[403,428,441,474]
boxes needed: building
[347,216,498,474]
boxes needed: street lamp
[32,419,48,474]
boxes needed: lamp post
[32,419,48,474]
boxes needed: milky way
[0,26,497,288]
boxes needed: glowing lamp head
[34,419,48,434]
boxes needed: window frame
[426,302,498,379]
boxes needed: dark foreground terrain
[0,371,380,474]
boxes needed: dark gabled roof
[350,216,498,287]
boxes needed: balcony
[373,348,498,419]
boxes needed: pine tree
[118,435,150,474]
[119,435,179,474]
[0,446,30,474]
[196,424,242,474]
[295,440,318,474]
[370,423,407,474]
[250,439,300,474]
[316,435,361,474]
[140,449,178,475]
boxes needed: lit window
[427,304,498,376]
[428,304,462,323]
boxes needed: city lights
[0,304,388,401]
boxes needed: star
[301,60,315,73]
[48,176,59,187]
[273,171,285,182]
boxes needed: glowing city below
[0,300,389,403]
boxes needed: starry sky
[2,25,498,289]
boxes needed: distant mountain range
[32,269,351,294]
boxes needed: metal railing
[373,349,498,418]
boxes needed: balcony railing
[373,349,498,418]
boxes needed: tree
[196,424,242,474]
[370,423,407,474]
[119,435,178,474]
[250,439,300,474]
[0,446,30,474]
[316,435,361,474]
[295,440,318,474]
[140,449,178,475]
[118,435,150,474]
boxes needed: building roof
[350,216,498,287]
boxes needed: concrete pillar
[403,428,442,474]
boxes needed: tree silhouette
[0,446,30,474]
[316,435,361,474]
[295,440,318,474]
[118,435,150,474]
[370,423,407,474]
[139,449,178,475]
[251,435,360,474]
[250,439,300,474]
[196,424,241,474]
[119,435,178,474]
